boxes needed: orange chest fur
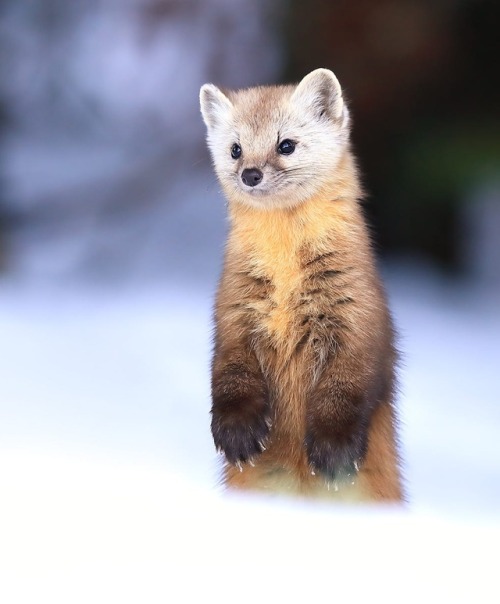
[255,242,302,344]
[228,201,343,346]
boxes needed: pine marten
[199,68,403,502]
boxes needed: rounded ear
[291,68,344,121]
[199,84,233,130]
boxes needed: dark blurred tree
[284,0,500,269]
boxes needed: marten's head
[200,69,351,210]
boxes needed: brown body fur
[202,69,403,502]
[211,152,403,502]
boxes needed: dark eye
[231,143,242,159]
[278,139,296,155]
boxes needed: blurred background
[0,1,499,600]
[1,0,499,280]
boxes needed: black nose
[241,168,263,187]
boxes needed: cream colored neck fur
[227,150,362,264]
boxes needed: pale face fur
[200,69,351,210]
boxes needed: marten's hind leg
[357,400,404,502]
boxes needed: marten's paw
[211,392,271,465]
[305,421,367,482]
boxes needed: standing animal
[199,68,403,502]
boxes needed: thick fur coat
[200,69,403,502]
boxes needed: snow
[0,266,499,603]
[5,2,495,599]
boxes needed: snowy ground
[0,266,499,603]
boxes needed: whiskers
[221,164,320,207]
[268,166,315,190]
